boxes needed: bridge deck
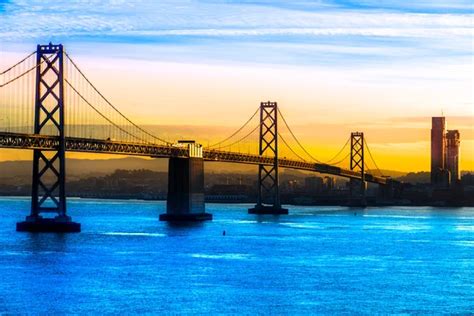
[0,132,387,184]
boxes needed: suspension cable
[364,160,380,177]
[325,137,350,164]
[330,152,351,166]
[0,66,34,88]
[277,107,323,163]
[364,161,376,174]
[364,139,383,176]
[213,124,259,150]
[0,51,36,75]
[206,107,259,148]
[65,78,150,144]
[64,52,171,145]
[278,132,307,162]
[0,61,42,88]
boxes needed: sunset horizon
[1,0,472,172]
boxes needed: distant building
[284,179,300,193]
[431,117,447,187]
[208,184,252,196]
[324,176,335,190]
[446,130,460,184]
[304,176,324,193]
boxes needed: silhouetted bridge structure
[0,43,394,232]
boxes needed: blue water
[0,197,473,314]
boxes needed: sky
[0,0,473,172]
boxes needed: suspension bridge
[0,43,394,232]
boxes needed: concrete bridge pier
[348,178,367,207]
[159,142,212,222]
[377,178,402,203]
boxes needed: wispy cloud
[99,27,472,38]
[0,1,471,40]
[0,0,471,70]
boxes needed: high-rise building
[446,130,460,184]
[431,117,447,186]
[430,117,462,188]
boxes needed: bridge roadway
[0,132,387,185]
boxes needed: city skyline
[0,0,473,172]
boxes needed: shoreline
[0,195,472,208]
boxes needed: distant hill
[376,170,407,178]
[4,157,460,186]
[0,157,256,183]
[396,171,430,184]
[395,171,473,184]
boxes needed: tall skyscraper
[446,130,460,184]
[430,117,461,187]
[431,117,447,186]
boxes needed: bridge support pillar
[377,178,401,203]
[348,178,367,207]
[249,101,288,215]
[17,43,80,233]
[160,143,212,221]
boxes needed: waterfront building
[304,176,324,193]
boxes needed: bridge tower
[17,43,80,232]
[249,102,288,215]
[349,132,367,207]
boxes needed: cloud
[0,0,471,70]
[92,27,471,38]
[202,0,474,14]
[0,1,471,38]
[0,0,471,86]
[329,0,474,11]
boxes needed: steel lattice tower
[17,43,80,232]
[350,132,366,202]
[249,102,288,214]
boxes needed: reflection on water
[100,232,166,237]
[0,198,473,314]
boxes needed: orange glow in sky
[0,1,472,172]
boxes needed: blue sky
[0,0,472,67]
